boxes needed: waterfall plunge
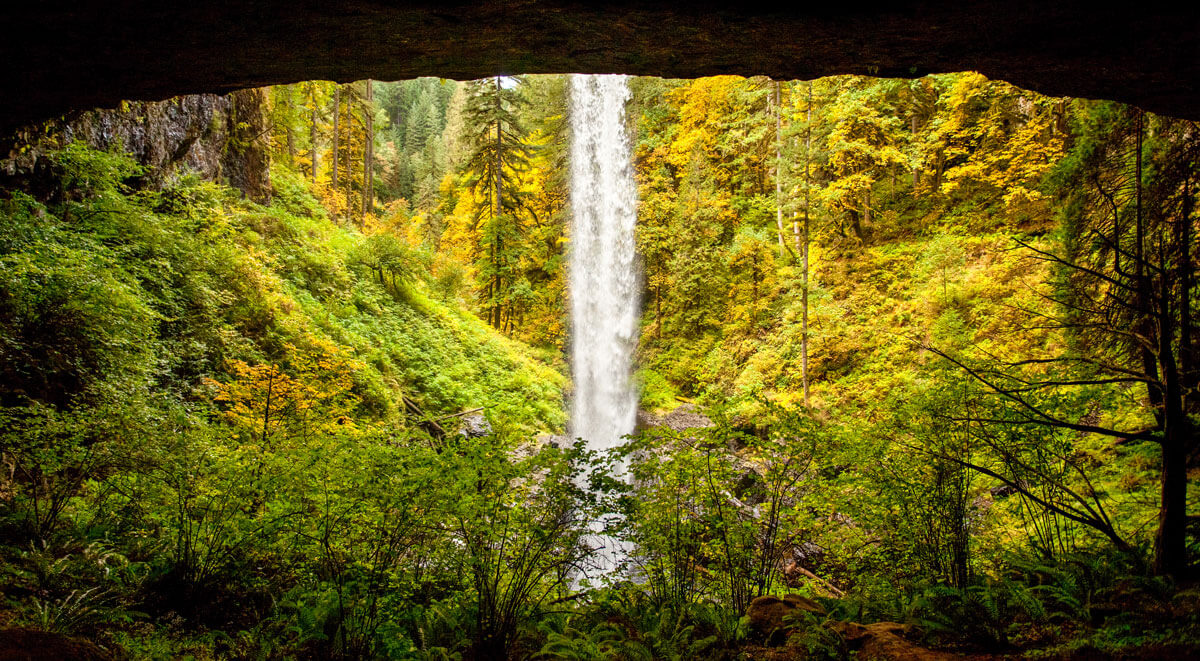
[569,74,639,579]
[569,74,640,457]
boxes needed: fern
[1005,581,1048,621]
[1029,583,1084,620]
[30,586,111,633]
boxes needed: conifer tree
[460,76,532,330]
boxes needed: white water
[569,74,640,457]
[568,74,640,579]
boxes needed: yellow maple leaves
[934,74,1065,208]
[206,338,362,450]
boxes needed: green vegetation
[0,141,570,657]
[0,71,1196,659]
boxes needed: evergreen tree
[460,76,533,330]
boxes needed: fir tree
[460,76,533,330]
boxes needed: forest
[0,71,1197,660]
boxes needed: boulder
[458,413,493,438]
[746,594,827,645]
[533,433,572,449]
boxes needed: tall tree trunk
[491,76,504,329]
[331,85,341,221]
[773,80,786,255]
[1154,123,1195,579]
[309,83,319,186]
[286,127,296,169]
[1155,241,1188,579]
[1156,410,1189,579]
[849,191,869,243]
[361,79,374,225]
[911,114,920,189]
[285,87,297,169]
[1122,108,1191,579]
[801,81,812,406]
[493,76,502,221]
[1156,285,1190,578]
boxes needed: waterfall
[569,74,639,579]
[569,74,640,460]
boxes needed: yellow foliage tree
[207,339,361,453]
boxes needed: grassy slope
[269,172,566,432]
[0,147,566,436]
[216,167,568,434]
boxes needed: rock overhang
[1,0,1196,131]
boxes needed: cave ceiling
[2,0,1197,130]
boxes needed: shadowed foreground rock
[0,628,113,661]
[747,593,827,645]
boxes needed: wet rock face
[3,89,271,202]
[69,88,271,202]
[1,1,1198,131]
[220,89,272,203]
[65,95,232,187]
[635,410,662,432]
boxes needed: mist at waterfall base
[568,74,640,582]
